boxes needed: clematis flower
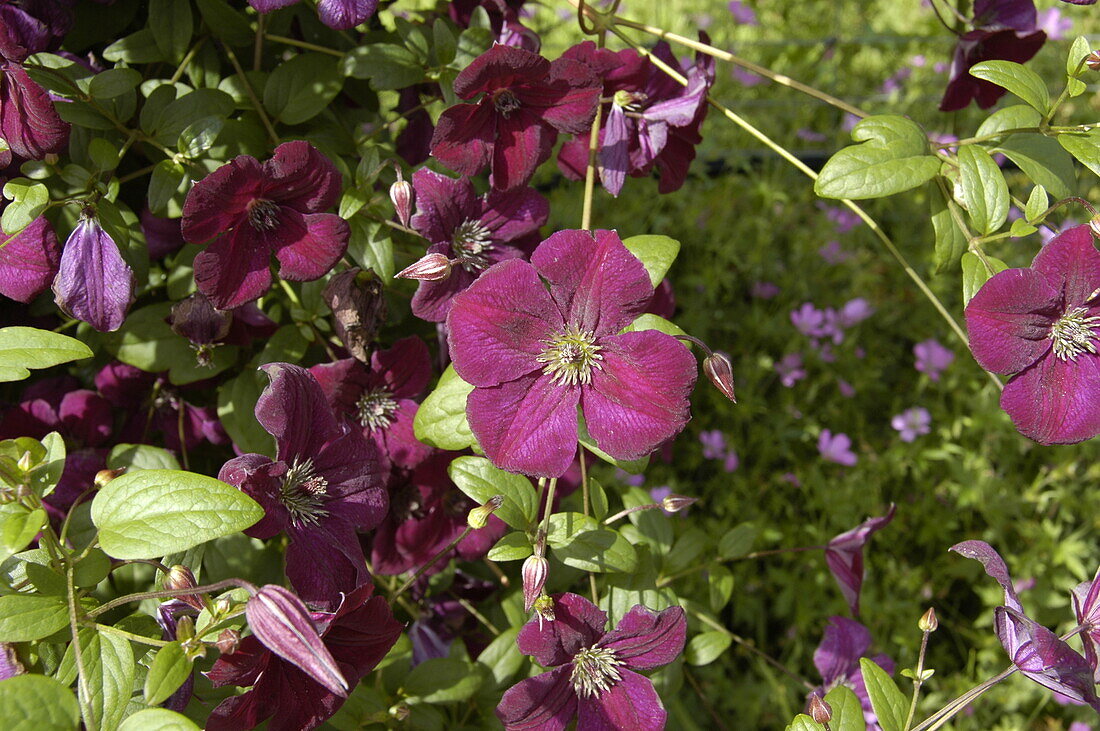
[207,584,402,731]
[429,44,601,191]
[891,407,931,442]
[0,215,59,303]
[218,363,387,609]
[450,0,540,52]
[818,429,857,466]
[246,0,377,30]
[964,225,1100,444]
[447,229,697,478]
[1071,566,1100,680]
[0,4,70,162]
[952,540,1100,712]
[496,593,686,730]
[181,140,349,309]
[52,214,135,332]
[408,169,548,322]
[810,616,896,730]
[825,505,896,617]
[913,338,954,381]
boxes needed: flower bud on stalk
[703,352,736,402]
[16,451,33,473]
[1090,215,1100,240]
[808,693,832,726]
[522,555,549,612]
[94,468,125,488]
[661,494,698,513]
[396,252,452,282]
[390,167,414,228]
[216,629,241,655]
[1087,50,1100,72]
[468,495,504,530]
[919,607,938,633]
[164,565,205,612]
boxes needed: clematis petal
[193,226,274,309]
[372,336,433,399]
[410,169,478,244]
[518,592,608,667]
[248,0,299,11]
[411,244,477,323]
[535,56,602,135]
[271,210,349,282]
[598,106,631,197]
[654,127,702,194]
[1072,568,1100,680]
[1,64,69,159]
[577,669,667,731]
[950,540,1024,613]
[492,110,555,190]
[447,258,561,387]
[466,372,581,478]
[531,229,653,337]
[999,349,1100,445]
[219,454,288,539]
[596,605,686,670]
[322,586,404,679]
[430,102,497,178]
[453,44,550,99]
[964,267,1059,374]
[285,526,370,611]
[1031,224,1100,306]
[998,606,1100,713]
[0,215,60,303]
[584,331,696,461]
[824,504,896,617]
[481,186,550,242]
[181,155,263,244]
[376,400,433,469]
[256,363,344,459]
[53,217,134,332]
[206,635,269,688]
[813,616,872,688]
[261,140,343,214]
[496,666,577,731]
[315,0,377,30]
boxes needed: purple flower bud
[1087,50,1100,72]
[216,629,241,655]
[808,693,832,725]
[0,643,24,680]
[322,267,386,364]
[0,216,60,303]
[468,495,503,530]
[169,293,232,367]
[661,494,698,513]
[703,353,736,402]
[396,252,452,282]
[245,585,349,697]
[919,607,938,633]
[522,555,549,613]
[52,215,135,332]
[94,468,125,488]
[164,565,204,612]
[390,168,414,228]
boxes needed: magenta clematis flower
[207,584,402,731]
[218,363,387,609]
[0,215,59,303]
[818,429,857,466]
[891,407,931,442]
[447,229,697,478]
[246,0,377,30]
[52,214,135,332]
[825,505,896,617]
[810,616,896,730]
[181,140,349,309]
[408,169,548,322]
[496,593,686,730]
[913,338,954,381]
[429,44,601,190]
[964,225,1100,444]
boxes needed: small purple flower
[699,429,727,459]
[818,429,857,466]
[825,505,896,616]
[818,240,850,265]
[496,593,686,731]
[819,204,862,234]
[247,0,377,30]
[447,229,697,478]
[722,448,739,473]
[1037,7,1073,40]
[727,0,758,24]
[732,67,764,87]
[752,280,780,299]
[791,302,828,338]
[811,616,896,729]
[913,338,954,381]
[891,407,931,442]
[797,128,828,143]
[838,379,856,398]
[0,215,60,303]
[838,298,874,328]
[776,353,806,387]
[964,226,1100,444]
[615,468,646,487]
[52,214,135,332]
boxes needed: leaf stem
[223,42,279,145]
[264,34,344,58]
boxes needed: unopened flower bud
[468,495,504,530]
[16,451,33,473]
[703,353,736,402]
[1090,215,1100,241]
[94,468,125,488]
[808,693,832,725]
[1087,50,1100,72]
[390,167,413,228]
[175,615,196,642]
[396,252,452,282]
[216,629,241,655]
[390,703,410,722]
[164,565,205,612]
[919,607,938,633]
[661,494,698,513]
[168,293,231,367]
[522,555,549,613]
[323,268,386,363]
[43,153,59,165]
[214,597,232,618]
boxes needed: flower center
[570,646,623,698]
[355,387,398,431]
[537,325,603,386]
[279,458,330,527]
[451,219,493,273]
[1050,306,1100,361]
[612,89,648,111]
[247,199,281,231]
[492,89,522,118]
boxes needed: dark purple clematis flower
[447,229,697,478]
[0,215,59,302]
[407,169,548,322]
[430,44,601,190]
[940,0,1046,111]
[496,592,686,731]
[825,504,896,617]
[52,214,135,332]
[218,363,387,610]
[207,584,403,731]
[310,336,434,471]
[246,0,378,30]
[810,616,895,730]
[181,140,349,309]
[964,225,1100,444]
[952,540,1100,712]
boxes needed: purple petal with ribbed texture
[372,336,433,398]
[466,372,580,478]
[813,616,871,687]
[964,267,1058,374]
[1,64,69,159]
[447,258,561,387]
[997,607,1100,713]
[824,504,896,617]
[597,605,685,670]
[1031,225,1100,307]
[1073,568,1100,681]
[532,229,653,337]
[0,215,59,302]
[52,218,134,332]
[598,105,630,197]
[181,155,263,244]
[999,349,1100,444]
[285,524,370,611]
[454,44,550,99]
[410,169,478,243]
[271,210,348,281]
[584,331,696,461]
[316,0,377,30]
[518,592,607,667]
[644,68,708,128]
[248,0,300,13]
[431,101,496,177]
[496,666,577,731]
[492,109,554,190]
[220,454,290,539]
[481,185,549,241]
[261,140,343,213]
[193,225,273,309]
[950,540,1024,613]
[256,363,344,460]
[577,670,666,731]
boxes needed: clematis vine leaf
[859,658,906,731]
[0,326,92,382]
[969,60,1050,114]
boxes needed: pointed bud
[390,167,414,228]
[94,468,125,488]
[164,565,205,612]
[396,252,452,282]
[522,555,549,613]
[245,585,349,697]
[168,293,231,367]
[390,703,410,722]
[216,629,241,655]
[703,353,736,402]
[919,607,938,633]
[661,494,698,513]
[323,268,386,363]
[53,215,135,332]
[1090,215,1100,240]
[16,451,33,473]
[808,693,832,725]
[175,615,196,642]
[1087,50,1100,72]
[468,495,503,530]
[213,597,232,618]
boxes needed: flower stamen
[537,325,603,386]
[280,458,329,527]
[492,89,521,118]
[451,219,493,273]
[355,388,398,431]
[570,646,623,698]
[247,199,281,231]
[1050,306,1100,361]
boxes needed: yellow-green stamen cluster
[451,219,492,272]
[1050,306,1100,361]
[356,387,398,431]
[280,457,329,527]
[570,646,623,698]
[537,325,603,386]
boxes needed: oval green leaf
[0,327,92,383]
[0,674,80,731]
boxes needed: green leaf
[2,179,49,234]
[341,44,426,90]
[815,116,938,200]
[413,365,476,451]
[432,19,458,67]
[708,564,734,612]
[0,327,92,382]
[404,658,486,704]
[104,29,164,64]
[195,0,253,47]
[930,189,967,274]
[1068,36,1093,77]
[785,716,819,731]
[87,138,119,172]
[718,522,757,559]
[824,686,867,731]
[622,313,687,339]
[684,631,731,666]
[0,594,68,642]
[622,234,680,286]
[1059,129,1100,179]
[957,145,1009,235]
[1,508,45,557]
[178,116,224,158]
[589,478,609,522]
[77,627,135,731]
[859,658,907,731]
[108,444,181,472]
[347,217,394,280]
[487,532,531,562]
[961,251,1009,306]
[32,432,65,498]
[144,641,193,706]
[970,60,1050,114]
[994,134,1076,201]
[1010,218,1038,237]
[449,456,537,530]
[547,512,637,573]
[102,303,238,384]
[149,0,192,62]
[88,68,142,100]
[119,708,200,731]
[264,53,343,125]
[150,89,235,145]
[974,104,1041,139]
[91,469,263,559]
[217,371,275,457]
[1024,184,1048,222]
[476,627,522,687]
[0,674,80,731]
[147,160,185,216]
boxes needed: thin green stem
[224,42,279,145]
[95,623,170,648]
[452,594,501,636]
[66,564,94,730]
[86,578,252,620]
[265,34,344,57]
[903,630,932,731]
[1044,58,1090,126]
[580,27,607,230]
